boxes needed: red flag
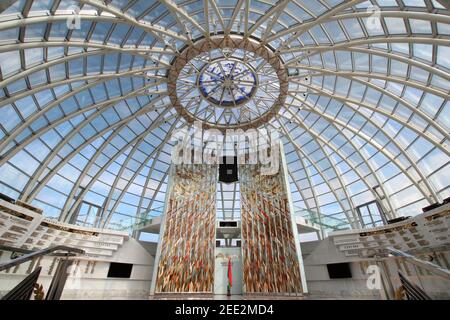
[227,258,232,288]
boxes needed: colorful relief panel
[155,164,217,293]
[240,163,303,294]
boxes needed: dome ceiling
[0,0,449,233]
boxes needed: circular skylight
[198,58,257,107]
[168,35,288,130]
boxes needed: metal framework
[0,0,448,234]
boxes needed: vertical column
[240,143,305,294]
[153,164,217,293]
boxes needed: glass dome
[0,0,448,234]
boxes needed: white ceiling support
[267,0,362,44]
[282,36,450,56]
[100,136,150,226]
[0,41,175,57]
[135,120,192,223]
[269,9,450,43]
[289,72,450,156]
[102,120,180,227]
[277,120,361,229]
[0,13,183,44]
[287,91,439,204]
[78,0,187,45]
[64,136,143,223]
[138,159,169,222]
[287,167,317,214]
[208,0,225,31]
[277,120,357,225]
[284,37,450,71]
[280,108,396,220]
[291,79,450,154]
[0,49,107,89]
[274,79,439,203]
[203,0,210,37]
[64,113,179,223]
[225,0,245,35]
[58,110,176,222]
[0,49,166,90]
[280,108,390,221]
[136,148,169,223]
[0,85,167,166]
[270,125,320,216]
[248,0,290,36]
[282,107,396,219]
[304,92,441,203]
[331,10,450,25]
[158,0,206,38]
[280,112,362,221]
[21,102,172,202]
[0,70,165,109]
[288,88,440,205]
[161,12,193,46]
[288,46,450,83]
[0,79,165,156]
[261,0,290,43]
[243,0,250,37]
[305,70,448,100]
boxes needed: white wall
[0,238,154,300]
[301,239,450,299]
[304,263,381,299]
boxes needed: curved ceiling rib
[60,112,178,222]
[0,53,164,99]
[288,78,450,156]
[0,0,448,233]
[0,84,167,166]
[278,117,361,226]
[276,120,360,228]
[270,9,450,43]
[56,105,172,218]
[102,120,179,227]
[287,91,439,203]
[290,47,450,84]
[280,107,396,219]
[292,79,450,156]
[0,41,175,57]
[22,102,173,201]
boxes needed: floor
[150,294,305,300]
[149,294,377,300]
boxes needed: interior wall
[301,239,450,299]
[0,238,154,300]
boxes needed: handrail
[0,245,84,272]
[0,245,79,257]
[398,272,432,300]
[387,247,450,280]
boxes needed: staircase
[0,245,84,300]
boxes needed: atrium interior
[0,0,449,300]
